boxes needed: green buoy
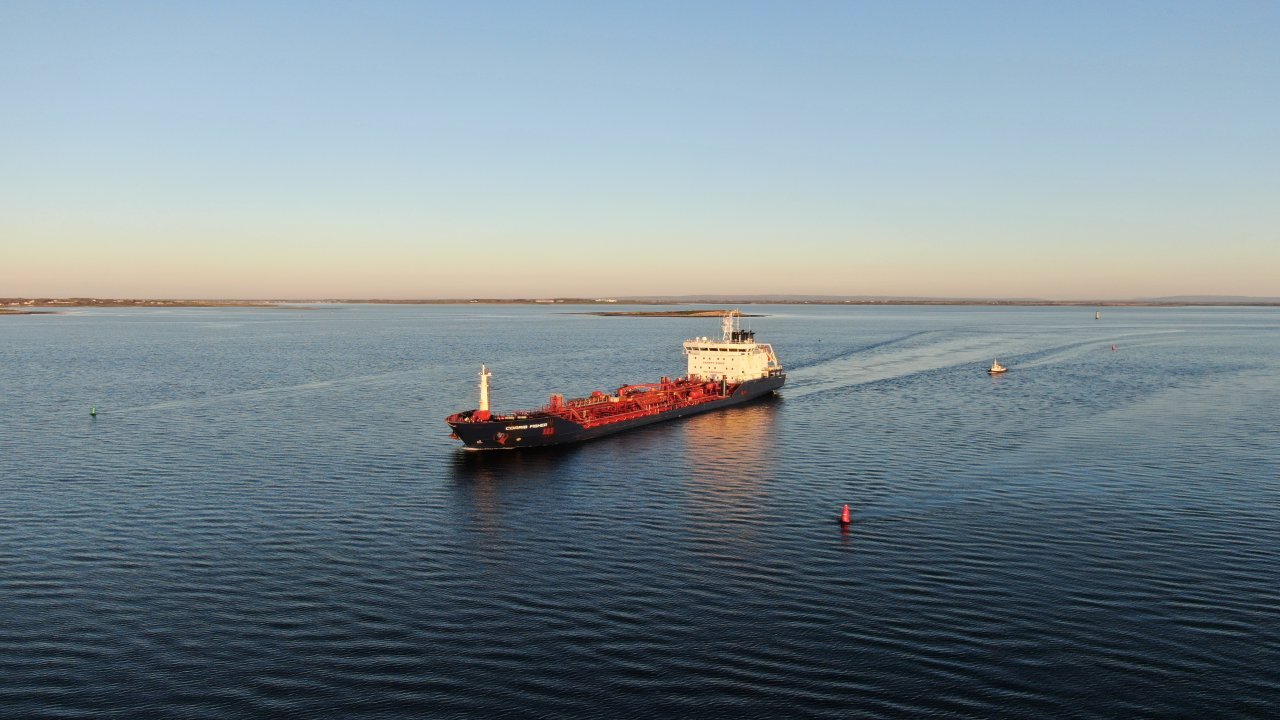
[90,406,97,417]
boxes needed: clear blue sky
[2,1,1277,298]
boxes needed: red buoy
[838,504,851,525]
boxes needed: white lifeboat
[988,360,1007,375]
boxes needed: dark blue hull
[448,375,784,450]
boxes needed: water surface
[2,305,1278,718]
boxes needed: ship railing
[538,380,710,424]
[561,399,651,424]
[547,406,588,423]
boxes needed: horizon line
[6,294,1280,308]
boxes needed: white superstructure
[683,310,783,382]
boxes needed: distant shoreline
[4,298,1280,311]
[1,299,291,311]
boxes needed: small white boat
[988,360,1007,375]
[1095,310,1101,320]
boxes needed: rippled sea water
[3,304,1279,718]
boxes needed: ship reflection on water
[447,444,584,538]
[679,395,784,553]
[448,441,583,483]
[681,394,783,475]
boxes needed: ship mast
[721,310,740,342]
[478,365,493,417]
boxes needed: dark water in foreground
[2,305,1279,718]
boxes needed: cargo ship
[446,311,785,450]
